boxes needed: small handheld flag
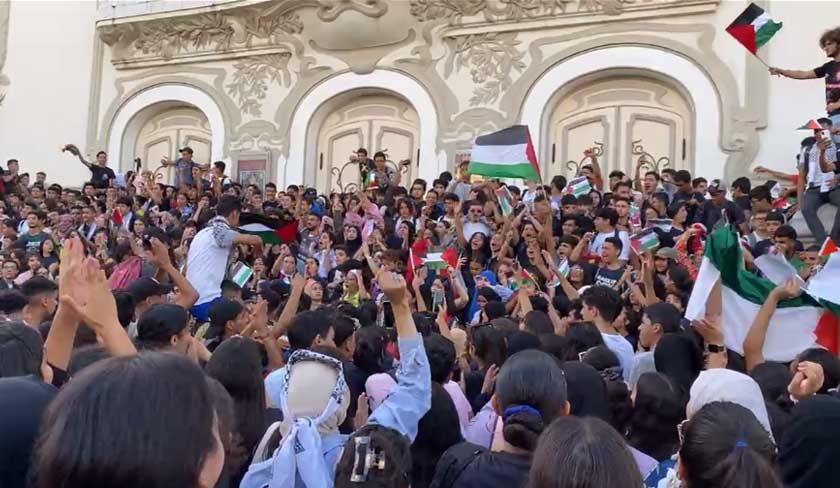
[230,262,253,288]
[564,176,592,197]
[819,237,838,257]
[726,3,782,56]
[798,119,823,130]
[630,228,660,254]
[364,171,378,190]
[495,186,514,216]
[647,218,674,232]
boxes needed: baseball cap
[707,179,726,194]
[126,277,173,302]
[142,226,171,247]
[655,247,679,260]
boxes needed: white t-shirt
[462,220,491,242]
[601,333,635,383]
[590,228,631,261]
[186,216,237,306]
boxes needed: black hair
[213,161,226,172]
[602,236,623,253]
[135,304,189,349]
[332,313,357,350]
[692,177,707,187]
[595,208,618,227]
[774,225,797,241]
[484,301,507,321]
[335,424,411,488]
[679,401,782,488]
[33,352,220,488]
[560,194,578,206]
[216,195,242,218]
[353,325,387,376]
[287,309,334,351]
[522,310,553,336]
[732,176,751,194]
[580,346,632,433]
[373,151,387,160]
[643,302,681,334]
[205,337,267,457]
[627,372,686,462]
[0,321,44,378]
[565,322,604,359]
[20,276,58,300]
[113,291,136,328]
[67,344,111,377]
[424,334,456,384]
[580,286,623,323]
[495,350,568,451]
[750,185,772,203]
[528,416,643,488]
[472,325,507,370]
[766,210,785,223]
[673,170,692,184]
[653,333,703,397]
[410,383,463,488]
[796,347,840,393]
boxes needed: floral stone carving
[448,33,526,106]
[226,53,293,117]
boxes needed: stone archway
[107,83,226,172]
[521,45,727,179]
[284,69,443,188]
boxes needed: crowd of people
[2,28,840,488]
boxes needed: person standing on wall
[161,147,209,190]
[770,27,840,143]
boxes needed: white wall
[758,1,840,172]
[0,1,97,186]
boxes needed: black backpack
[429,442,487,488]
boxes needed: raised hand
[147,237,171,267]
[378,271,408,306]
[788,361,825,401]
[692,316,724,346]
[771,278,801,300]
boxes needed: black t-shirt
[594,265,625,290]
[89,164,116,189]
[815,61,840,115]
[433,443,531,488]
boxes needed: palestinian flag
[238,213,298,245]
[726,3,782,55]
[564,176,592,197]
[798,119,822,130]
[685,227,840,362]
[630,228,660,254]
[819,237,838,257]
[424,246,458,270]
[364,171,379,190]
[468,125,540,181]
[495,186,514,216]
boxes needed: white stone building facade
[1,0,839,190]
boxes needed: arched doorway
[520,46,727,180]
[285,69,443,187]
[106,83,226,174]
[548,72,693,179]
[132,104,211,185]
[313,91,420,193]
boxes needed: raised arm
[569,232,593,262]
[367,272,431,440]
[769,67,818,79]
[271,274,306,339]
[148,238,199,309]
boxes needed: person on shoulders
[77,151,116,190]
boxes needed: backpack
[108,256,143,291]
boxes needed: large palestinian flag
[685,226,839,362]
[238,213,298,245]
[468,125,541,181]
[726,3,782,55]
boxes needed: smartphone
[432,289,445,312]
[822,129,832,141]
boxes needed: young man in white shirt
[629,302,682,389]
[186,196,262,322]
[580,285,635,383]
[588,208,631,263]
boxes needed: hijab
[686,369,773,441]
[779,395,840,488]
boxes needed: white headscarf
[687,369,774,442]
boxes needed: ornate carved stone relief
[98,0,389,69]
[446,33,526,106]
[226,53,293,116]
